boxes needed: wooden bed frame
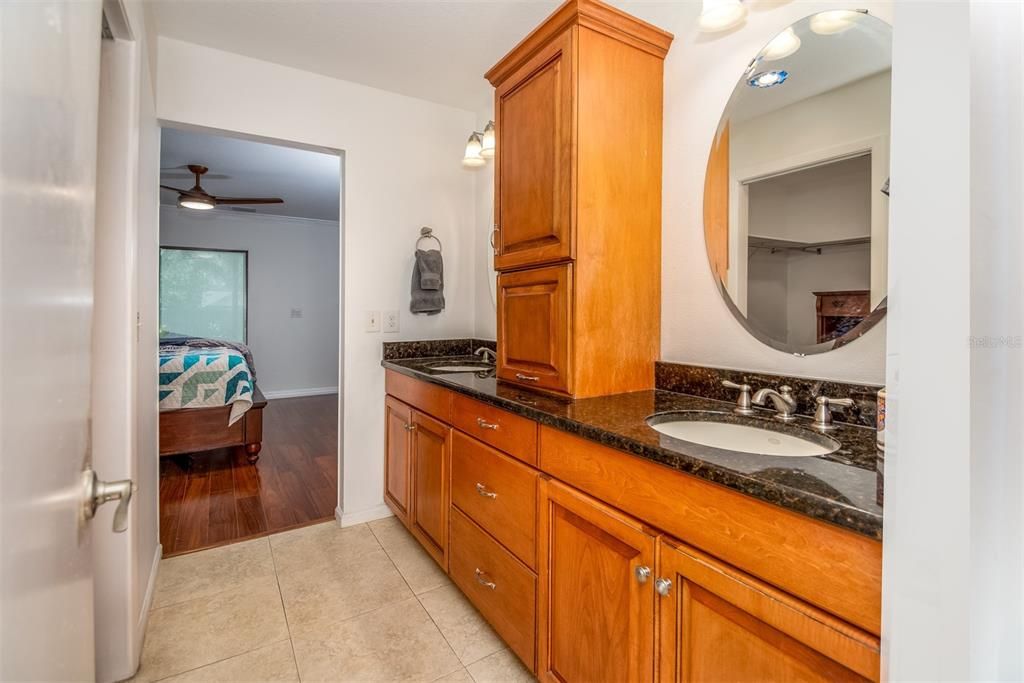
[159,386,268,463]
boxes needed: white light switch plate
[365,310,380,332]
[383,310,400,333]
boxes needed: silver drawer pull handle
[476,417,499,430]
[655,577,673,597]
[474,568,496,590]
[635,565,651,584]
[515,373,539,382]
[475,483,497,499]
[404,423,416,431]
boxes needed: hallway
[133,518,534,682]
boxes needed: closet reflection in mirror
[704,10,891,354]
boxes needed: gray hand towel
[417,249,443,291]
[411,249,445,315]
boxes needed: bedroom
[157,126,341,555]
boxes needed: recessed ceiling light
[760,27,801,61]
[748,70,789,88]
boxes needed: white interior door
[0,1,103,680]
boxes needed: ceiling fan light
[463,132,486,168]
[698,0,746,33]
[179,196,215,210]
[480,121,496,159]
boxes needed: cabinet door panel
[538,479,656,683]
[657,538,879,683]
[409,410,450,569]
[383,396,412,525]
[494,28,574,270]
[497,264,572,394]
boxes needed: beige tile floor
[130,517,535,683]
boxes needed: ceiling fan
[160,164,283,211]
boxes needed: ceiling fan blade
[214,197,284,205]
[161,172,230,180]
[160,184,207,197]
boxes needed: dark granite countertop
[382,356,883,540]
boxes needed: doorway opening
[155,125,343,556]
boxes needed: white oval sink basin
[427,363,493,372]
[648,418,838,457]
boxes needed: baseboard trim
[339,503,393,527]
[132,542,162,673]
[262,387,338,400]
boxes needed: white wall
[155,37,476,521]
[159,206,340,396]
[658,2,892,385]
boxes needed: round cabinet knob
[635,565,652,584]
[655,577,673,596]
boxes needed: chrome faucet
[752,385,798,422]
[474,347,497,363]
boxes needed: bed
[158,336,267,463]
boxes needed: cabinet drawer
[385,370,452,423]
[451,393,538,466]
[449,507,537,672]
[451,431,538,568]
[817,293,869,317]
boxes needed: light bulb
[761,27,801,61]
[480,121,495,159]
[178,196,215,210]
[747,70,788,88]
[810,10,861,35]
[698,0,746,32]
[462,132,485,168]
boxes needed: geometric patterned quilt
[159,345,254,425]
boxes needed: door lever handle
[82,468,135,533]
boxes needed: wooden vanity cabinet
[486,0,672,398]
[657,538,879,682]
[408,409,450,570]
[497,264,573,394]
[383,396,413,525]
[384,371,882,682]
[537,478,657,683]
[492,27,574,271]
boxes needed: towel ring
[416,226,442,252]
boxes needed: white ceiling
[160,126,341,221]
[147,0,682,112]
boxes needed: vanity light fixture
[698,0,746,33]
[480,121,496,159]
[809,9,863,35]
[462,132,486,168]
[760,27,801,61]
[748,70,788,88]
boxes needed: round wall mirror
[703,10,891,355]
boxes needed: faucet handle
[813,395,855,431]
[722,380,755,416]
[778,385,794,397]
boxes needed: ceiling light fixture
[462,132,486,168]
[760,27,801,61]
[809,9,862,35]
[480,121,496,159]
[748,70,789,88]
[698,0,746,33]
[178,195,215,210]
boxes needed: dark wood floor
[159,394,338,557]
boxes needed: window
[159,247,247,343]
